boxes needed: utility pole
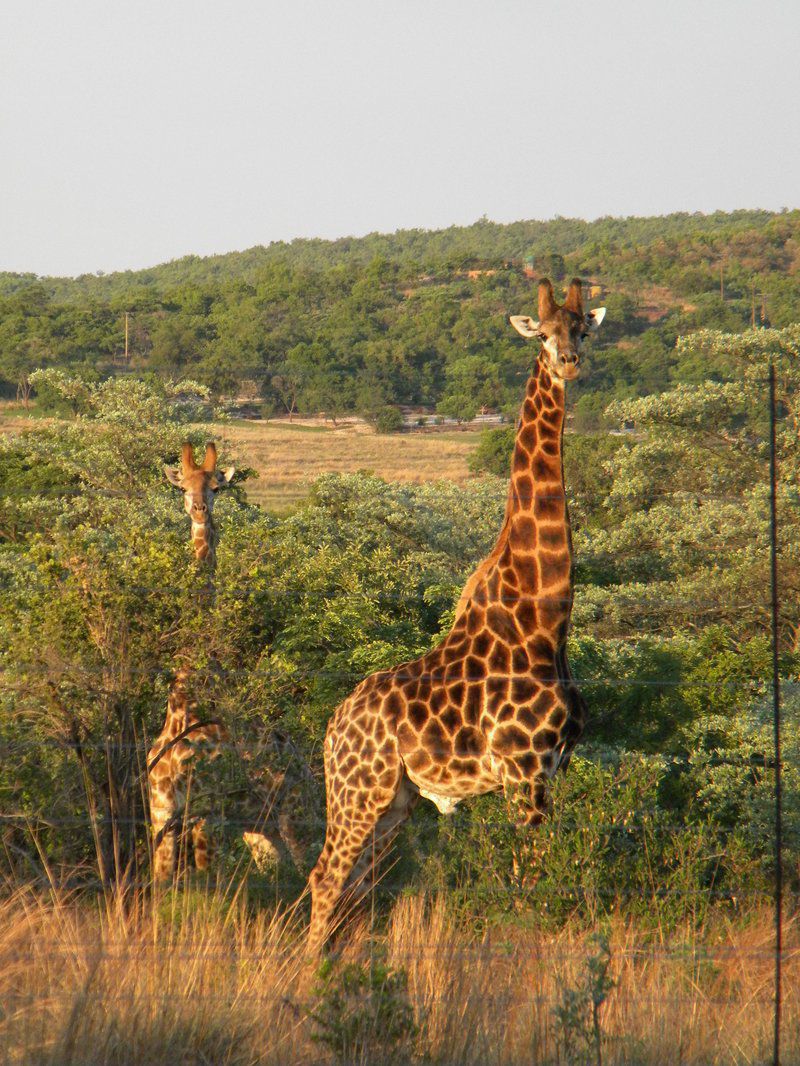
[720,261,724,301]
[752,286,757,329]
[124,311,130,361]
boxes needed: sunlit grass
[0,406,483,512]
[1,883,796,1065]
[218,418,482,511]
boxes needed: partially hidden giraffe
[306,278,606,952]
[150,441,317,881]
[148,442,234,880]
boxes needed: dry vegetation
[219,418,481,510]
[0,404,481,512]
[0,403,52,437]
[1,885,796,1066]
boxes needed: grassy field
[0,404,483,511]
[1,886,796,1065]
[220,418,482,510]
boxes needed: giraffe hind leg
[191,818,212,871]
[343,775,419,905]
[307,755,404,956]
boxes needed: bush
[468,425,515,477]
[418,752,761,930]
[310,957,418,1065]
[373,406,404,434]
[572,392,613,432]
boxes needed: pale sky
[1,0,798,277]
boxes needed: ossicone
[201,442,218,472]
[563,278,584,316]
[181,442,197,473]
[538,278,558,321]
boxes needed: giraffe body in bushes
[306,278,606,952]
[148,442,234,880]
[150,442,316,881]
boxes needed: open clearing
[0,405,484,511]
[216,418,482,510]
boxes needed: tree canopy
[2,210,799,424]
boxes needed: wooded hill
[2,209,798,426]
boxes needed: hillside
[1,209,798,428]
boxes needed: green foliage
[552,933,615,1066]
[3,210,799,419]
[468,424,515,477]
[2,320,799,928]
[310,957,418,1066]
[372,406,404,434]
[419,753,759,931]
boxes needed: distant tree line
[1,210,799,427]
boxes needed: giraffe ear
[164,465,183,487]
[216,466,236,489]
[585,307,606,331]
[509,315,540,338]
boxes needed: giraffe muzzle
[558,355,580,380]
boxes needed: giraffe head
[510,278,606,382]
[164,443,235,558]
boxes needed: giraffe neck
[503,357,572,641]
[192,518,217,568]
[507,357,568,519]
[458,356,573,648]
[165,669,195,747]
[191,517,218,601]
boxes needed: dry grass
[1,885,796,1065]
[0,404,483,512]
[218,419,481,511]
[0,402,53,437]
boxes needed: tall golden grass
[1,883,796,1065]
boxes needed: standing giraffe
[306,278,606,952]
[148,442,234,880]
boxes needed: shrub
[419,752,760,930]
[310,957,418,1065]
[374,406,405,434]
[468,425,515,477]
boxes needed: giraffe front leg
[501,761,552,891]
[150,789,177,882]
[191,818,212,871]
